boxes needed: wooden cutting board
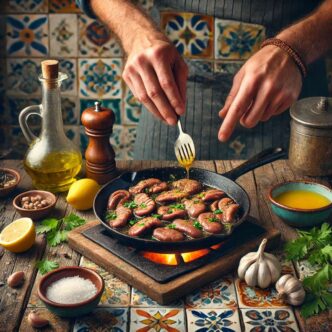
[68,220,281,305]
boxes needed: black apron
[134,0,327,160]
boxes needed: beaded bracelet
[260,38,308,78]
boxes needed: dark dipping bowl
[38,266,105,318]
[0,168,21,198]
[13,190,56,220]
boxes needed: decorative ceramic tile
[215,19,265,60]
[123,87,142,125]
[62,96,78,124]
[49,0,80,13]
[10,126,29,158]
[73,308,128,332]
[80,257,130,306]
[130,308,185,332]
[78,15,122,57]
[64,126,79,145]
[110,125,137,160]
[6,0,48,13]
[79,58,122,99]
[6,15,48,57]
[185,276,237,309]
[49,14,78,57]
[273,249,296,276]
[235,278,288,309]
[80,99,121,124]
[59,59,77,95]
[185,59,213,76]
[186,308,241,332]
[7,58,41,96]
[214,61,243,75]
[161,12,214,59]
[131,288,183,308]
[5,96,41,125]
[241,308,299,332]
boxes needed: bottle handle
[19,105,42,144]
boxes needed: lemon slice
[0,218,36,253]
[66,178,100,210]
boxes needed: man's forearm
[90,0,166,54]
[276,0,332,65]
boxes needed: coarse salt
[46,275,97,304]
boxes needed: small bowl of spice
[13,190,56,220]
[38,266,104,317]
[0,168,20,198]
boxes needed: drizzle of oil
[178,156,195,179]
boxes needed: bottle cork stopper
[41,60,59,88]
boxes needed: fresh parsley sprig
[37,213,86,247]
[285,222,332,318]
[36,259,59,275]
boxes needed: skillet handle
[222,147,286,181]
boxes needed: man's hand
[218,45,302,141]
[122,37,188,125]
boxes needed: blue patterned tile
[9,125,30,158]
[242,308,299,332]
[6,0,48,13]
[6,15,48,57]
[215,19,265,60]
[80,99,121,125]
[73,308,128,332]
[131,288,183,308]
[80,125,88,154]
[0,59,5,93]
[185,59,213,76]
[64,125,79,145]
[110,125,137,160]
[6,96,41,125]
[49,14,78,57]
[59,59,77,95]
[130,308,185,332]
[214,61,243,75]
[78,15,122,57]
[62,96,78,124]
[7,58,41,96]
[49,0,80,13]
[161,12,214,59]
[79,58,122,99]
[123,87,142,125]
[185,276,237,309]
[186,308,241,332]
[0,16,6,57]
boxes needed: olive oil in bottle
[19,60,82,192]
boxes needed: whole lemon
[66,178,100,210]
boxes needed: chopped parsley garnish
[193,221,203,230]
[197,192,205,198]
[105,211,117,221]
[152,214,162,219]
[139,203,147,208]
[214,209,223,215]
[169,174,176,181]
[129,219,138,226]
[167,209,174,214]
[169,203,185,210]
[138,223,145,227]
[166,224,176,229]
[144,188,150,193]
[123,201,138,208]
[193,199,201,204]
[208,217,219,222]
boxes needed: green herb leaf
[47,230,66,247]
[36,218,59,234]
[197,193,205,198]
[166,224,176,229]
[63,213,86,231]
[152,214,162,219]
[169,203,185,210]
[138,223,145,227]
[105,211,117,221]
[36,260,59,275]
[169,174,176,181]
[193,221,203,230]
[129,219,137,226]
[208,217,218,222]
[123,201,138,209]
[139,203,147,208]
[214,209,223,215]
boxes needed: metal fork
[174,118,196,165]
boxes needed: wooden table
[0,159,331,332]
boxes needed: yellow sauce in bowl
[274,190,331,209]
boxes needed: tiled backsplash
[1,0,332,160]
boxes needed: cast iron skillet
[94,147,286,253]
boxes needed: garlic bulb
[238,238,281,288]
[275,274,305,306]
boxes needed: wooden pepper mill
[81,101,117,184]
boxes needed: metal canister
[289,97,332,176]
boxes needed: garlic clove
[257,260,271,288]
[238,255,258,279]
[276,274,293,291]
[245,261,259,287]
[288,289,306,306]
[266,259,281,283]
[284,278,303,294]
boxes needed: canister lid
[290,97,332,128]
